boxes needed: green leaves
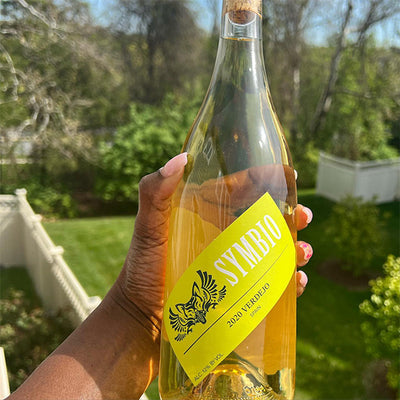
[360,255,400,390]
[322,42,399,161]
[96,94,200,203]
[327,195,385,276]
[0,288,72,391]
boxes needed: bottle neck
[221,0,262,40]
[209,2,265,91]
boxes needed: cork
[223,0,262,16]
[223,0,262,23]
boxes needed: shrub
[3,182,78,219]
[96,93,200,203]
[327,195,385,276]
[25,183,78,219]
[0,289,73,391]
[360,255,400,392]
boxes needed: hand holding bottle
[8,153,313,400]
[117,152,313,335]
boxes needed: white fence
[316,152,400,204]
[0,189,101,327]
[0,347,10,400]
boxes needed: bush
[0,289,73,391]
[360,255,400,392]
[96,93,200,203]
[327,196,385,276]
[2,182,78,219]
[25,183,78,219]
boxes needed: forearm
[9,284,160,400]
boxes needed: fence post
[0,347,10,400]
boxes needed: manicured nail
[300,242,313,260]
[298,270,308,287]
[303,207,313,224]
[160,153,188,178]
[294,169,298,181]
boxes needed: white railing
[0,189,101,327]
[316,152,400,203]
[0,347,10,400]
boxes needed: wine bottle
[159,1,297,399]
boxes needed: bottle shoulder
[183,81,293,174]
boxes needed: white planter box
[316,152,400,204]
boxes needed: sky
[86,0,399,47]
[87,0,218,32]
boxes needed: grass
[41,192,399,400]
[0,267,39,303]
[295,192,399,400]
[44,216,135,297]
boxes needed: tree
[0,0,125,165]
[262,0,315,147]
[111,0,206,104]
[322,41,400,160]
[310,0,400,142]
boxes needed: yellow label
[164,192,295,384]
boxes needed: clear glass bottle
[159,1,297,399]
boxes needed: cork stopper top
[223,0,262,16]
[223,0,262,24]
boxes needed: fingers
[296,240,312,296]
[295,204,313,231]
[294,205,312,297]
[296,270,308,297]
[296,241,312,297]
[296,240,313,267]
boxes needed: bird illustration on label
[169,270,227,341]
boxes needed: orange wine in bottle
[159,1,297,399]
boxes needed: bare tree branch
[356,0,400,46]
[0,42,19,101]
[309,0,353,138]
[16,0,57,29]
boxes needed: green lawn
[0,267,40,303]
[42,192,399,400]
[44,216,135,297]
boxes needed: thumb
[135,153,188,234]
[119,153,188,327]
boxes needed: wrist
[106,279,162,342]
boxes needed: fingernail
[298,270,308,287]
[301,242,313,260]
[303,207,313,224]
[160,153,188,178]
[294,169,298,181]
